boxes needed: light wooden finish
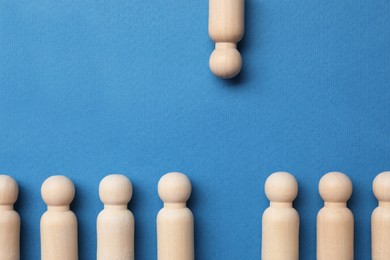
[0,175,20,260]
[40,175,78,260]
[372,171,390,260]
[317,172,353,260]
[262,172,299,260]
[157,172,194,260]
[209,0,245,79]
[97,174,134,260]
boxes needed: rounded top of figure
[265,172,298,203]
[99,174,133,205]
[209,43,242,79]
[373,171,390,202]
[158,172,192,204]
[319,172,352,203]
[0,175,18,205]
[41,175,75,206]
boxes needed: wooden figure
[40,175,78,260]
[317,172,354,260]
[157,172,194,260]
[262,172,299,260]
[0,175,20,260]
[97,174,135,260]
[209,0,245,79]
[372,171,390,260]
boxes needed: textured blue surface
[1,0,390,259]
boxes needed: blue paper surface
[1,1,390,259]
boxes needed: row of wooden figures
[263,171,390,260]
[0,171,390,260]
[0,172,193,260]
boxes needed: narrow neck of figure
[0,205,13,211]
[270,202,292,208]
[104,204,128,210]
[164,202,186,209]
[379,201,390,208]
[48,205,70,212]
[324,202,346,208]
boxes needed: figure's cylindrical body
[317,204,354,260]
[208,0,245,78]
[40,209,78,260]
[0,207,20,260]
[262,205,299,260]
[372,206,390,259]
[97,206,135,260]
[157,206,194,260]
[209,0,244,43]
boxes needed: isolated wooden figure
[262,172,299,260]
[317,172,354,260]
[97,174,135,260]
[40,175,78,260]
[0,175,20,260]
[372,171,390,260]
[209,0,245,79]
[157,172,194,260]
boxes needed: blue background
[1,0,389,259]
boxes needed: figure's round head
[373,171,390,202]
[41,175,75,206]
[0,175,18,205]
[209,44,242,79]
[99,174,133,205]
[319,172,352,202]
[158,172,191,204]
[265,172,298,203]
